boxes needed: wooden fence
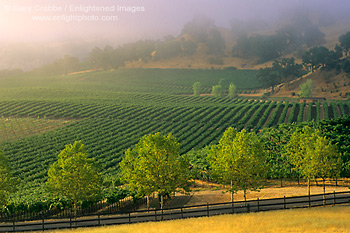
[0,196,147,223]
[0,191,349,232]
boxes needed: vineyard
[0,68,349,205]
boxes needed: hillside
[271,70,350,100]
[124,22,350,70]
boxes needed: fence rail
[0,191,349,232]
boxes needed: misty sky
[1,0,349,44]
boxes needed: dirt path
[169,180,350,207]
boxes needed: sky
[1,0,349,44]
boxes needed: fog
[0,0,349,70]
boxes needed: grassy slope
[272,70,350,100]
[40,205,350,233]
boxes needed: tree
[256,67,280,93]
[339,31,350,57]
[154,40,182,60]
[193,82,201,97]
[46,141,102,216]
[208,128,268,203]
[228,83,237,98]
[299,79,313,98]
[186,146,211,181]
[120,133,191,210]
[182,40,197,56]
[206,28,226,56]
[212,85,224,98]
[0,151,17,208]
[284,126,342,199]
[272,57,305,82]
[302,46,331,72]
[260,125,295,187]
[181,15,214,42]
[303,25,325,47]
[343,60,350,74]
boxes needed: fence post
[42,216,45,231]
[98,213,101,226]
[12,219,15,232]
[155,210,157,221]
[70,216,72,228]
[333,191,336,206]
[284,196,286,209]
[257,198,260,212]
[207,203,209,217]
[129,212,131,224]
[308,193,311,208]
[181,208,183,219]
[232,201,235,214]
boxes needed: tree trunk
[230,180,234,202]
[160,194,164,220]
[74,199,77,222]
[244,190,247,206]
[147,195,150,211]
[308,179,311,208]
[323,178,326,205]
[160,194,164,210]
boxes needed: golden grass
[42,205,350,233]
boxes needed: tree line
[254,31,350,95]
[1,115,349,214]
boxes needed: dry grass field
[39,205,350,233]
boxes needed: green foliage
[182,41,197,56]
[208,128,268,200]
[284,126,342,185]
[186,146,211,180]
[46,141,102,210]
[232,18,325,62]
[260,125,295,181]
[206,28,226,56]
[120,133,191,209]
[343,60,350,73]
[272,57,305,81]
[211,85,224,98]
[154,40,182,60]
[256,67,280,92]
[0,151,17,208]
[302,46,342,72]
[1,69,349,213]
[339,31,350,57]
[299,79,313,98]
[232,34,285,62]
[228,83,237,98]
[193,82,201,97]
